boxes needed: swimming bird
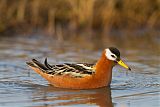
[26,47,131,89]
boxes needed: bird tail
[26,58,52,71]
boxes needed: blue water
[0,36,159,107]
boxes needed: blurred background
[0,0,159,107]
[0,0,159,50]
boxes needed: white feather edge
[76,64,95,71]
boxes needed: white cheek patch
[105,49,117,61]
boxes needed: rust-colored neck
[94,50,114,86]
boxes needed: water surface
[0,36,159,107]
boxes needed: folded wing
[26,58,95,78]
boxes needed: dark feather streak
[27,58,95,77]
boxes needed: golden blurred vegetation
[0,0,159,40]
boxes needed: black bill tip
[128,67,131,71]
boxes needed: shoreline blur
[0,0,159,39]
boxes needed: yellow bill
[117,60,131,70]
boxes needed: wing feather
[27,59,96,78]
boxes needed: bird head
[105,47,131,70]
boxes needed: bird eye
[111,55,115,58]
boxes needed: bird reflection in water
[31,86,113,107]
